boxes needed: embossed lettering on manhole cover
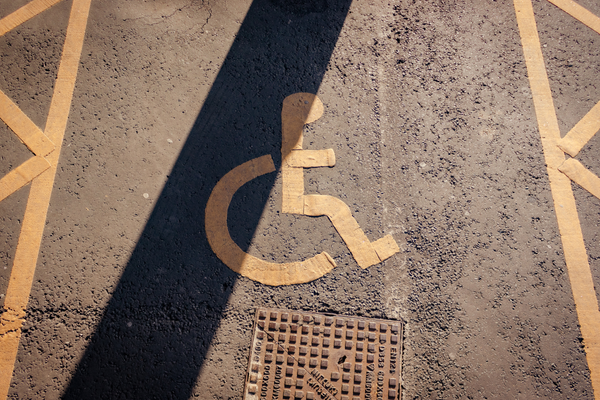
[244,308,403,400]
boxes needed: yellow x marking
[514,0,600,398]
[0,0,91,397]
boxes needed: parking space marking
[280,94,325,214]
[0,0,63,36]
[557,100,600,157]
[206,93,399,285]
[546,0,600,34]
[280,93,399,269]
[514,0,600,397]
[0,156,50,202]
[205,155,337,286]
[285,149,336,168]
[0,0,91,397]
[0,89,55,156]
[558,159,600,200]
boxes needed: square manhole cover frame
[244,308,404,400]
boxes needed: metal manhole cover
[244,308,403,400]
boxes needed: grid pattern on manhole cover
[244,308,403,400]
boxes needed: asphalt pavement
[1,0,599,399]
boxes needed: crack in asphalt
[122,0,212,30]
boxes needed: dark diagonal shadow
[62,1,352,398]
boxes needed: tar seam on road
[0,0,91,398]
[514,0,600,398]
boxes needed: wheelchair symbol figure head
[283,92,324,124]
[205,93,399,286]
[281,93,324,158]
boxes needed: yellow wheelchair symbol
[205,93,399,286]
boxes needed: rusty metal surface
[244,308,403,400]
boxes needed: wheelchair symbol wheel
[205,93,399,286]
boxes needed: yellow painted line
[557,100,600,157]
[515,0,600,398]
[559,158,600,200]
[206,92,399,284]
[0,156,50,202]
[281,166,305,214]
[205,155,337,286]
[0,89,55,156]
[304,194,398,268]
[547,0,600,35]
[280,93,324,214]
[0,0,91,397]
[286,149,336,168]
[281,92,324,157]
[280,93,399,269]
[372,234,401,261]
[304,194,381,268]
[0,0,64,37]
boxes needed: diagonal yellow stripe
[0,0,64,37]
[515,1,600,398]
[0,0,92,398]
[557,99,600,157]
[43,0,91,145]
[0,156,50,202]
[0,89,55,156]
[546,0,600,35]
[559,158,600,200]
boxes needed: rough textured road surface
[1,0,599,399]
